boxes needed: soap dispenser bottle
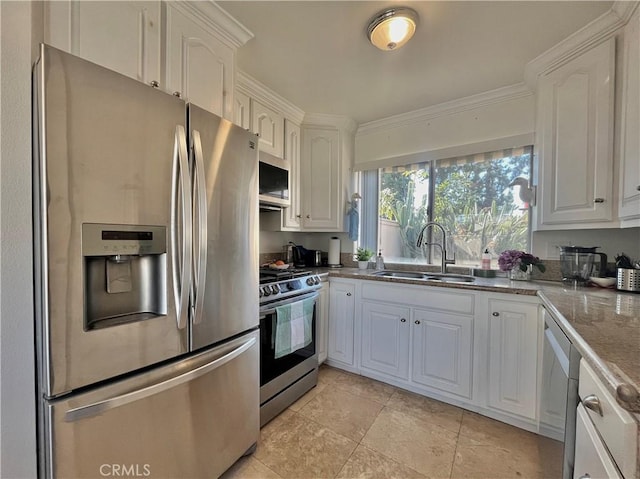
[375,250,385,271]
[481,249,491,270]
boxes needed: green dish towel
[274,297,315,359]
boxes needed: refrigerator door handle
[171,125,192,329]
[191,129,207,325]
[64,336,257,422]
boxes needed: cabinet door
[361,302,410,379]
[328,281,355,365]
[536,38,615,227]
[619,9,640,223]
[164,4,234,119]
[233,90,251,130]
[301,127,342,230]
[317,282,329,364]
[412,309,473,398]
[282,120,302,230]
[251,100,284,158]
[487,300,539,419]
[45,1,160,85]
[573,404,622,479]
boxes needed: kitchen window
[360,146,533,266]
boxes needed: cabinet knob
[346,292,352,296]
[492,312,500,316]
[583,394,603,416]
[414,320,421,325]
[173,91,181,98]
[306,215,310,219]
[637,186,640,191]
[149,80,160,88]
[578,474,591,479]
[594,198,605,203]
[296,214,302,218]
[400,318,406,323]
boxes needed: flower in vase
[498,250,546,273]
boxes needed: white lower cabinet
[327,280,356,366]
[360,302,410,379]
[327,278,544,430]
[574,403,622,479]
[412,309,473,399]
[316,281,329,364]
[486,299,539,420]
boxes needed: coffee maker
[559,246,607,284]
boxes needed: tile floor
[222,366,563,479]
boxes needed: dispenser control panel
[82,223,166,256]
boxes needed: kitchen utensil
[617,268,640,293]
[283,243,295,265]
[559,246,608,283]
[615,253,633,269]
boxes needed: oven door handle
[260,291,319,317]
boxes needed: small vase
[510,266,531,281]
[358,260,370,270]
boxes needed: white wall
[354,86,536,168]
[0,1,41,477]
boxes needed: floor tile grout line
[448,410,466,479]
[252,456,285,479]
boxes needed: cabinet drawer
[578,359,636,478]
[361,283,474,315]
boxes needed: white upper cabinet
[233,90,251,130]
[44,1,161,85]
[282,120,302,229]
[164,3,234,119]
[251,100,284,157]
[535,38,616,229]
[300,116,355,231]
[619,8,640,225]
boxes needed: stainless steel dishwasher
[539,307,582,479]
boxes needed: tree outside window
[376,147,532,266]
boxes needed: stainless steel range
[259,268,322,426]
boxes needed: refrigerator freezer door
[34,45,189,396]
[43,331,259,478]
[188,105,259,350]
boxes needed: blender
[559,246,608,284]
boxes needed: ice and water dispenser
[82,223,167,330]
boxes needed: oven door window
[259,162,289,201]
[260,303,316,386]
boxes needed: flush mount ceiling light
[367,7,419,51]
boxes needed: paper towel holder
[328,236,343,268]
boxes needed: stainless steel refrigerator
[33,44,259,478]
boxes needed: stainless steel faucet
[416,222,456,273]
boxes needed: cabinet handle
[594,198,605,203]
[346,292,352,296]
[400,318,406,323]
[149,80,159,88]
[306,215,310,219]
[636,186,640,191]
[173,91,181,98]
[296,214,302,218]
[492,312,500,316]
[578,474,591,479]
[414,320,420,325]
[583,394,603,416]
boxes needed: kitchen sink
[371,270,475,283]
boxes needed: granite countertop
[321,267,640,416]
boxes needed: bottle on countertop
[481,249,491,270]
[375,250,385,271]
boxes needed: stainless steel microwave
[259,151,290,208]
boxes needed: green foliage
[355,247,374,261]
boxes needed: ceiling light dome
[367,7,419,51]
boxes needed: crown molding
[356,83,532,137]
[236,71,305,124]
[524,1,639,89]
[170,1,254,49]
[303,113,358,133]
